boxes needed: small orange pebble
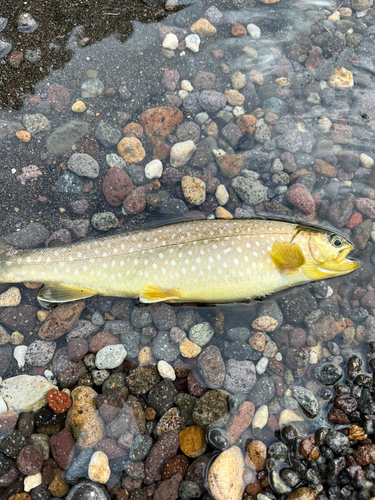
[47,389,72,414]
[16,130,31,142]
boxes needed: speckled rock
[88,451,110,484]
[126,364,161,396]
[181,176,206,205]
[207,446,244,500]
[223,359,256,393]
[25,340,56,367]
[192,390,228,429]
[144,431,180,485]
[38,301,85,341]
[66,386,105,450]
[117,137,145,163]
[198,345,225,389]
[0,375,57,413]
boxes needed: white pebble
[24,473,42,492]
[256,357,269,375]
[178,90,189,100]
[326,286,333,298]
[44,369,58,385]
[215,185,229,206]
[145,159,163,179]
[0,396,7,414]
[275,352,282,361]
[233,106,245,117]
[13,345,28,368]
[252,404,268,429]
[309,351,318,364]
[162,33,178,50]
[181,80,193,91]
[247,23,261,39]
[157,360,176,381]
[185,34,200,53]
[360,153,374,168]
[95,344,127,370]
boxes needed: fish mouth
[320,247,359,274]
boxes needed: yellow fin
[139,285,180,304]
[270,241,305,274]
[37,283,96,303]
[301,262,328,280]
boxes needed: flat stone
[0,375,57,413]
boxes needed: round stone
[158,360,176,381]
[117,137,146,163]
[88,451,110,484]
[71,101,86,113]
[67,153,99,179]
[185,34,200,52]
[315,363,343,386]
[95,345,127,369]
[163,33,178,50]
[247,23,261,39]
[145,159,163,179]
[189,322,215,347]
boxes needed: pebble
[315,362,343,385]
[185,34,200,52]
[292,386,318,417]
[0,39,12,58]
[49,427,75,469]
[189,322,214,347]
[252,315,278,332]
[231,177,267,205]
[198,345,225,389]
[179,425,207,458]
[17,445,43,475]
[199,90,227,113]
[170,140,196,167]
[67,153,99,179]
[24,472,42,492]
[0,375,57,413]
[223,359,257,393]
[47,388,72,413]
[208,446,244,500]
[179,338,201,358]
[91,212,119,231]
[81,79,104,98]
[88,451,111,484]
[286,183,316,214]
[226,401,254,445]
[157,360,176,381]
[246,440,267,471]
[191,18,217,36]
[117,137,146,163]
[181,176,206,205]
[144,431,180,484]
[95,344,127,369]
[163,33,178,50]
[66,386,105,450]
[145,159,163,179]
[38,301,85,341]
[247,23,261,39]
[71,100,86,113]
[328,67,354,89]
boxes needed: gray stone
[95,121,122,148]
[131,308,152,328]
[262,97,289,114]
[231,177,267,205]
[95,345,127,369]
[221,123,243,147]
[65,449,94,484]
[250,376,275,406]
[257,301,283,326]
[81,79,104,99]
[121,331,140,358]
[0,120,22,139]
[23,114,51,135]
[0,39,11,58]
[17,13,38,33]
[227,327,250,342]
[198,345,225,389]
[292,386,318,417]
[276,130,303,153]
[67,153,100,179]
[199,90,227,114]
[223,359,256,393]
[129,434,154,461]
[46,121,89,155]
[189,322,214,347]
[55,172,84,195]
[152,331,179,362]
[25,340,56,367]
[5,223,50,248]
[106,153,126,169]
[66,480,111,500]
[315,362,343,385]
[325,430,349,454]
[24,49,41,63]
[179,481,202,500]
[91,212,119,231]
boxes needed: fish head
[292,227,358,279]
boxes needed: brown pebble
[231,22,247,37]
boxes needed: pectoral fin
[301,262,329,280]
[139,285,180,303]
[37,283,96,303]
[270,241,306,274]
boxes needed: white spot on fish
[133,259,138,266]
[158,253,164,259]
[253,251,258,257]
[236,247,242,253]
[223,248,231,255]
[234,258,239,266]
[171,260,176,266]
[195,257,201,264]
[255,241,260,247]
[89,259,95,264]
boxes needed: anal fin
[37,283,96,304]
[139,285,180,304]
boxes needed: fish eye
[331,235,343,248]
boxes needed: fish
[0,218,358,305]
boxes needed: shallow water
[1,0,375,499]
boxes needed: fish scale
[0,219,357,304]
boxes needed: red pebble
[346,212,362,230]
[49,427,75,470]
[231,22,246,37]
[267,414,279,432]
[47,389,72,414]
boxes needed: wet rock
[5,223,49,249]
[39,301,85,341]
[292,386,318,417]
[17,445,43,475]
[216,154,246,178]
[249,376,275,407]
[170,140,196,168]
[81,79,104,99]
[126,364,161,396]
[55,172,84,194]
[102,167,133,207]
[231,177,267,205]
[315,363,343,385]
[144,431,180,485]
[25,340,56,367]
[46,121,89,155]
[223,359,256,393]
[226,401,255,445]
[309,315,338,342]
[207,446,244,500]
[95,121,121,149]
[0,375,57,413]
[152,331,180,362]
[192,390,228,429]
[198,345,225,389]
[117,137,145,163]
[325,429,349,454]
[246,440,267,471]
[49,427,75,469]
[199,91,226,114]
[67,153,99,179]
[66,386,105,450]
[139,107,183,144]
